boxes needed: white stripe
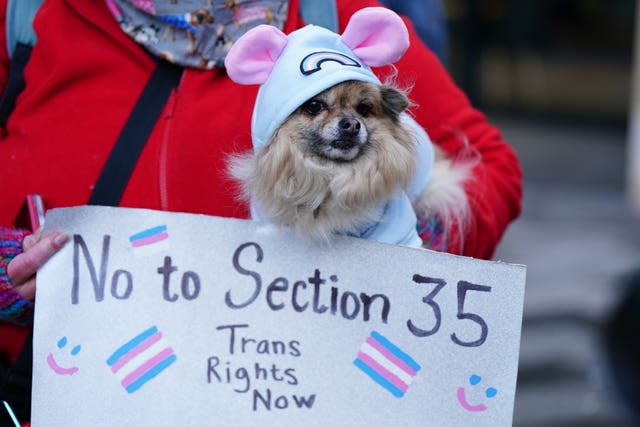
[114,337,169,380]
[360,342,414,385]
[130,240,170,258]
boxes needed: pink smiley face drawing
[46,336,81,376]
[456,374,497,412]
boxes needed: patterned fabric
[417,216,446,251]
[0,228,34,325]
[105,0,289,69]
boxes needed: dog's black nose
[338,118,361,136]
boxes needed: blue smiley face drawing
[46,336,82,376]
[456,374,497,412]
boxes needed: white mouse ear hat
[224,7,410,151]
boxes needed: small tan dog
[224,8,473,248]
[229,80,473,247]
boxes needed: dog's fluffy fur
[229,80,473,246]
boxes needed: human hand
[7,229,69,301]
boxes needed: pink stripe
[131,232,168,247]
[366,336,417,377]
[121,348,174,388]
[111,332,163,374]
[357,351,408,393]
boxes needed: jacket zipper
[159,88,178,211]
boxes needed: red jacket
[0,0,522,361]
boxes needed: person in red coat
[0,0,522,402]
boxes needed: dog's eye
[356,101,373,117]
[303,100,326,116]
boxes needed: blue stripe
[353,358,404,398]
[370,331,421,373]
[129,226,167,242]
[106,326,158,366]
[125,354,177,394]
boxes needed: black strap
[88,59,182,206]
[0,42,33,126]
[1,59,182,424]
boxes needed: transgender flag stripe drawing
[106,326,177,394]
[128,225,169,257]
[129,225,168,248]
[353,331,421,398]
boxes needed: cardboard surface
[32,206,526,426]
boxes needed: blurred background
[386,0,640,425]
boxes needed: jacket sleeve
[0,227,33,325]
[0,2,32,326]
[337,0,523,259]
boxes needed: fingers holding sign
[8,229,69,301]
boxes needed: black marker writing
[226,242,390,324]
[71,234,133,304]
[157,256,201,302]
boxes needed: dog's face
[229,80,417,240]
[280,80,410,162]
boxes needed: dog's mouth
[330,139,358,151]
[307,122,368,162]
[311,138,366,162]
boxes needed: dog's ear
[380,86,409,118]
[224,25,288,85]
[341,7,409,67]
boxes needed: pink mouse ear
[224,25,289,85]
[341,7,409,67]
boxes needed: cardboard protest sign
[33,206,526,426]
